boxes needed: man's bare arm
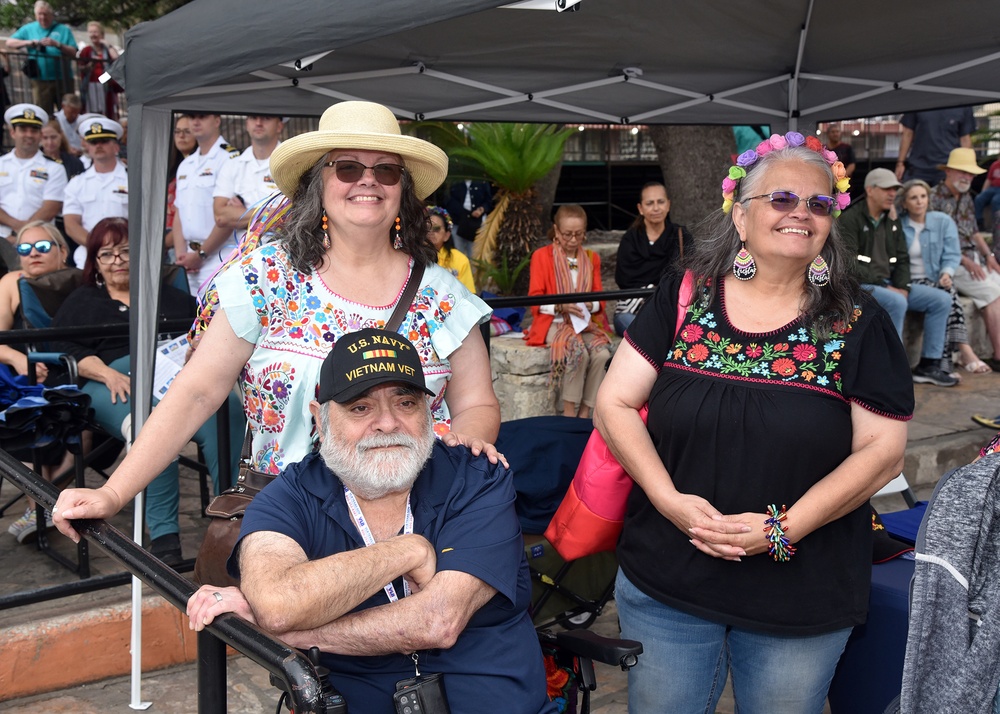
[239,530,437,634]
[280,570,498,656]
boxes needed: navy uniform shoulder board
[222,143,241,158]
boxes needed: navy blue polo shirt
[230,441,555,714]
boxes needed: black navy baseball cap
[318,328,433,404]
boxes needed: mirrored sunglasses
[16,240,54,256]
[743,191,836,217]
[325,159,405,186]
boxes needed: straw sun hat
[269,101,449,200]
[936,147,986,175]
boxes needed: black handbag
[192,263,425,586]
[21,58,39,79]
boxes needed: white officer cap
[79,116,124,142]
[4,103,48,128]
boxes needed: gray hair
[34,1,53,13]
[682,145,858,338]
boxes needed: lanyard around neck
[343,486,414,602]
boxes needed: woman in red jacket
[525,204,611,418]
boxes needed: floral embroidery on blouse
[980,431,1000,459]
[667,285,862,395]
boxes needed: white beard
[319,412,435,500]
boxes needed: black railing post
[0,453,326,713]
[198,630,228,713]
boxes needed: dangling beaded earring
[393,215,403,250]
[732,241,757,280]
[808,254,830,287]
[321,210,330,249]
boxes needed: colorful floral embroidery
[242,360,296,434]
[667,284,860,395]
[228,245,475,473]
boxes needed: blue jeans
[82,355,246,540]
[862,283,949,359]
[975,185,1000,228]
[616,569,852,714]
[613,311,636,337]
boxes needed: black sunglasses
[325,159,405,186]
[16,239,54,256]
[743,191,836,217]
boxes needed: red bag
[544,271,695,561]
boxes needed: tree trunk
[648,125,735,227]
[533,158,563,246]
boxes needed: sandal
[960,359,992,374]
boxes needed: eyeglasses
[16,240,55,256]
[173,129,192,137]
[96,247,130,264]
[743,191,836,217]
[324,159,405,186]
[558,230,586,240]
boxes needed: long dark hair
[83,217,128,287]
[682,146,858,338]
[279,157,435,274]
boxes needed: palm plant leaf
[452,123,573,193]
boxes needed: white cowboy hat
[936,147,986,175]
[269,101,448,199]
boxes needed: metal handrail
[0,450,326,713]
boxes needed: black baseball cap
[318,328,434,404]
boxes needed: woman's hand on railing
[52,484,124,542]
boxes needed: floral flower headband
[427,205,453,232]
[721,132,851,217]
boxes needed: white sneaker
[9,506,53,543]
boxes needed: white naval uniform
[63,160,128,268]
[0,149,68,239]
[174,136,240,295]
[212,142,282,240]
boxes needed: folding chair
[874,472,926,545]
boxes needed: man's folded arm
[238,529,436,633]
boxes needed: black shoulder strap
[385,262,424,332]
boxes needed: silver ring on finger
[213,591,224,603]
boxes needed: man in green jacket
[839,168,956,387]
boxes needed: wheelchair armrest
[540,629,643,670]
[27,351,79,385]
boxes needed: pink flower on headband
[785,132,805,147]
[736,150,759,167]
[722,177,738,193]
[836,192,851,210]
[768,134,788,150]
[756,140,774,156]
[822,149,838,164]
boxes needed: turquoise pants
[81,355,245,540]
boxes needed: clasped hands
[659,492,774,561]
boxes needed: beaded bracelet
[763,504,797,563]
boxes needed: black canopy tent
[103,0,1000,700]
[117,0,1000,421]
